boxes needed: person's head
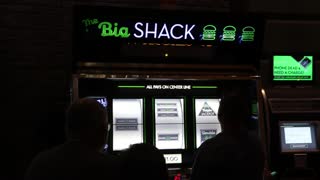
[65,98,108,151]
[120,143,168,180]
[218,90,250,133]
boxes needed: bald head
[66,98,108,149]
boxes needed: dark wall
[4,1,165,179]
[5,1,72,179]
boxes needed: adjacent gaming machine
[72,5,266,179]
[263,54,320,179]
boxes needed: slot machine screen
[112,98,144,150]
[195,98,221,148]
[154,98,185,150]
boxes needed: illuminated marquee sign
[74,6,264,65]
[75,5,263,47]
[81,18,257,44]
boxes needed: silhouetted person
[25,98,119,180]
[120,143,168,180]
[191,89,265,180]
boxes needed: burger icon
[222,25,236,41]
[202,25,216,40]
[241,26,255,42]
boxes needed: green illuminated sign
[273,56,313,81]
[76,5,263,48]
[86,21,257,43]
[241,26,255,42]
[98,21,130,38]
[202,25,216,40]
[79,18,259,44]
[222,25,236,41]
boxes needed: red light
[174,173,181,180]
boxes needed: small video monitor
[272,55,313,82]
[279,121,319,153]
[112,98,144,151]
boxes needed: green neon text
[82,19,99,27]
[82,18,99,32]
[98,22,130,38]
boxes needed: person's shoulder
[202,132,225,145]
[24,144,66,180]
[97,152,121,168]
[92,153,121,179]
[196,133,225,153]
[31,144,65,162]
[247,131,261,141]
[99,152,120,162]
[244,132,263,147]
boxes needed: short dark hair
[66,98,107,138]
[120,143,168,180]
[218,93,250,126]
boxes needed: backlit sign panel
[75,6,263,46]
[273,56,313,81]
[80,19,257,45]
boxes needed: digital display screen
[155,98,185,149]
[112,99,144,150]
[195,99,221,147]
[280,122,318,152]
[273,55,313,81]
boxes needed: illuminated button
[163,154,182,164]
[290,144,308,149]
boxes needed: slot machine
[72,5,265,179]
